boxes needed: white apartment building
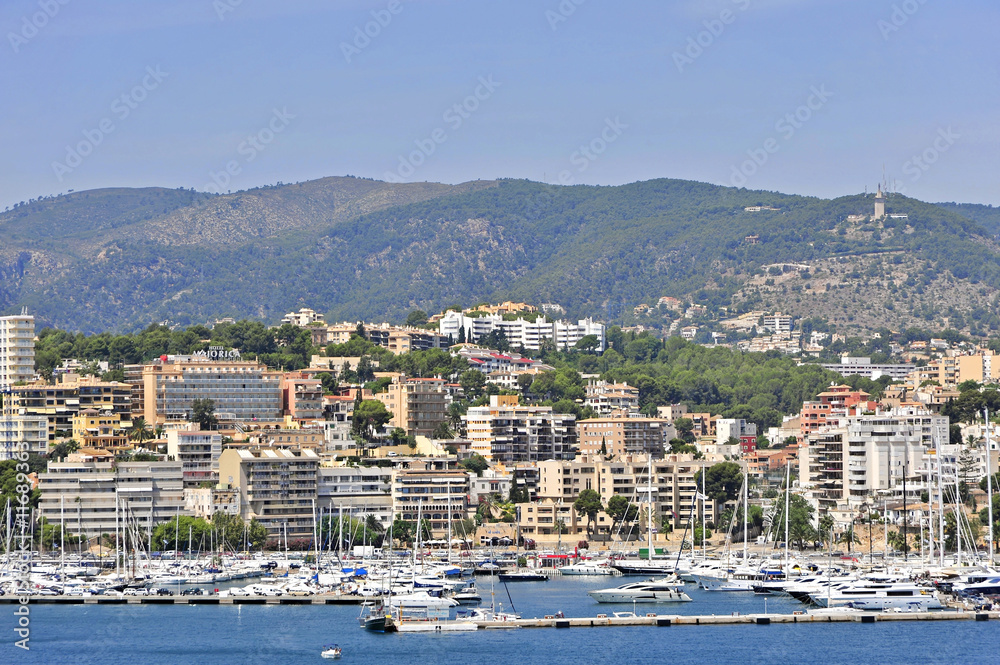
[761,313,793,334]
[584,379,639,415]
[819,356,915,381]
[317,465,394,528]
[800,407,949,517]
[281,307,325,327]
[166,427,223,488]
[0,310,34,390]
[0,413,47,460]
[462,395,576,463]
[439,310,605,351]
[38,460,186,539]
[392,465,470,538]
[218,447,319,538]
[716,418,758,445]
[469,468,513,504]
[185,486,241,519]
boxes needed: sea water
[7,576,998,664]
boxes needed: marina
[9,573,1000,665]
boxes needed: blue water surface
[6,576,998,665]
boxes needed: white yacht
[810,582,944,611]
[387,590,459,610]
[558,562,614,576]
[588,578,692,603]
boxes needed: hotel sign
[193,346,241,360]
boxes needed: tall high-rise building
[0,309,35,390]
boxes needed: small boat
[321,645,342,659]
[497,571,548,582]
[558,562,614,576]
[392,607,478,632]
[588,577,692,604]
[359,603,398,633]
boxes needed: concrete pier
[0,593,366,605]
[5,595,996,628]
[476,610,997,629]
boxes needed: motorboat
[453,586,482,605]
[393,609,478,632]
[611,560,676,575]
[387,590,459,610]
[456,605,521,628]
[498,571,548,582]
[321,645,342,659]
[810,582,944,611]
[359,604,397,633]
[558,562,614,576]
[588,578,692,603]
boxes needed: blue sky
[2,0,998,209]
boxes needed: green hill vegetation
[3,176,1000,335]
[35,321,887,434]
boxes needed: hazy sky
[3,0,998,210]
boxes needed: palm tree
[818,515,835,549]
[838,524,861,553]
[364,514,384,535]
[129,418,153,446]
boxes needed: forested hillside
[2,176,999,334]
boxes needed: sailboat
[612,456,676,575]
[498,510,547,582]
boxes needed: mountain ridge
[2,175,999,335]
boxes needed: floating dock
[473,610,997,628]
[3,595,997,626]
[0,594,365,605]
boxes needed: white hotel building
[439,310,605,351]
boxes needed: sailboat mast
[986,408,995,565]
[701,468,706,560]
[742,463,748,563]
[928,452,935,564]
[60,494,65,576]
[447,480,452,565]
[312,498,319,574]
[955,473,962,566]
[115,492,120,578]
[783,461,789,574]
[936,435,944,566]
[647,456,653,561]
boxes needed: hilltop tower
[873,185,885,220]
